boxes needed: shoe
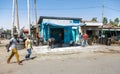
[18,61,23,65]
[18,62,23,65]
[7,60,10,64]
[7,61,10,64]
[25,58,30,60]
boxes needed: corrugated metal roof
[85,22,103,26]
[102,25,120,29]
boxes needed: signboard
[43,19,73,25]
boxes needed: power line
[1,6,120,14]
[105,6,120,12]
[0,6,101,11]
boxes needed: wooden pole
[11,0,15,36]
[101,0,104,35]
[34,0,39,34]
[101,0,104,44]
[27,0,31,35]
[15,0,20,35]
[102,0,104,22]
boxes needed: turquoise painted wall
[39,19,81,44]
[64,27,71,43]
[72,29,76,41]
[39,24,80,43]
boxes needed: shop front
[38,16,84,44]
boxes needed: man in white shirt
[7,33,22,65]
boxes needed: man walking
[25,35,33,60]
[7,33,22,65]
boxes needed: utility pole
[27,0,31,35]
[102,0,104,24]
[34,0,39,34]
[11,0,15,36]
[101,0,104,35]
[101,0,104,44]
[15,0,20,35]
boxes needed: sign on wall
[43,19,75,25]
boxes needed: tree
[0,28,4,31]
[91,17,97,22]
[114,18,119,26]
[109,19,113,24]
[13,26,17,33]
[6,29,11,34]
[103,17,108,25]
[109,19,117,26]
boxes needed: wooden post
[11,0,15,36]
[27,0,31,35]
[34,0,39,36]
[15,0,20,35]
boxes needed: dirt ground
[0,39,120,74]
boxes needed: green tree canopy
[13,26,17,33]
[114,18,119,25]
[91,17,97,22]
[6,29,11,34]
[103,17,108,25]
[109,19,117,26]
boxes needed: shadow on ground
[20,56,37,63]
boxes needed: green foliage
[6,29,11,34]
[91,17,97,22]
[103,17,108,25]
[109,19,119,26]
[114,18,119,25]
[102,17,119,26]
[13,26,17,33]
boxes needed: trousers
[7,48,20,64]
[25,49,32,59]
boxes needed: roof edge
[38,16,82,24]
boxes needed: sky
[0,0,120,30]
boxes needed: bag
[6,39,13,52]
[5,44,10,52]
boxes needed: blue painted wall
[39,19,81,44]
[64,27,71,43]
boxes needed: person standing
[36,33,40,46]
[82,33,88,47]
[0,39,1,44]
[48,38,55,49]
[79,33,82,45]
[25,35,33,60]
[59,33,63,47]
[7,33,22,65]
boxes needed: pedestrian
[59,33,63,47]
[0,39,1,44]
[25,35,33,60]
[79,33,82,45]
[7,33,22,65]
[48,38,55,49]
[82,33,88,47]
[36,33,40,46]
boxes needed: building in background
[100,24,120,41]
[38,16,85,44]
[81,21,103,38]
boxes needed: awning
[42,22,85,27]
[102,29,120,31]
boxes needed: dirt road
[0,51,120,74]
[0,39,120,74]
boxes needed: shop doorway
[50,28,64,43]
